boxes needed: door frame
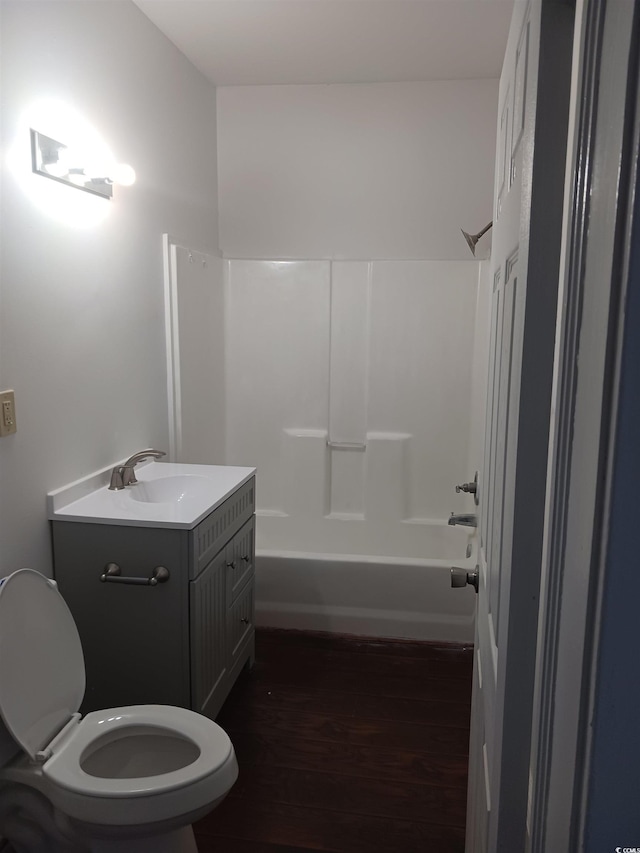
[162,233,220,462]
[163,233,184,462]
[529,0,640,847]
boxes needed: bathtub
[254,514,477,643]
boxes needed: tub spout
[448,513,478,528]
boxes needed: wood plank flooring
[194,628,473,853]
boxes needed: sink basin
[128,476,214,504]
[48,461,256,529]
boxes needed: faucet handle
[109,466,126,491]
[454,472,479,505]
[455,482,476,494]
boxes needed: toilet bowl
[0,569,238,853]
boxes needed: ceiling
[132,0,514,87]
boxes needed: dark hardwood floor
[194,628,473,853]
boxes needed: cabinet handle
[226,560,236,569]
[240,555,250,563]
[100,563,170,586]
[240,617,250,625]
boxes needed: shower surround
[224,258,480,641]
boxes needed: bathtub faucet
[448,513,478,528]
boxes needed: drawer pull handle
[226,561,236,569]
[100,563,170,586]
[240,617,250,625]
[240,555,250,563]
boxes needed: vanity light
[111,163,136,187]
[30,129,135,200]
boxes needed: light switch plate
[0,390,17,437]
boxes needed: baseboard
[255,601,475,643]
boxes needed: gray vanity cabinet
[189,514,255,718]
[190,547,228,716]
[51,477,255,721]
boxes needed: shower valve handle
[454,472,479,505]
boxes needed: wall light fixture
[30,129,135,200]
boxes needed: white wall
[217,80,498,260]
[0,0,218,577]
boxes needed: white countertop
[48,461,256,530]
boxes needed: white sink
[129,475,214,504]
[47,462,256,529]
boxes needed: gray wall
[0,0,219,577]
[584,159,640,851]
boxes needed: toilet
[0,569,238,853]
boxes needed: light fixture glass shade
[112,163,136,187]
[30,130,134,199]
[43,146,70,178]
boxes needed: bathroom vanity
[49,463,256,721]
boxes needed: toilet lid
[0,569,85,759]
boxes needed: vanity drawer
[190,477,255,578]
[228,581,254,663]
[226,517,255,604]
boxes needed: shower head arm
[460,221,493,256]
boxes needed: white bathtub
[254,515,477,643]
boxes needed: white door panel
[465,2,574,850]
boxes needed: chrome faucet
[448,513,478,528]
[108,449,166,491]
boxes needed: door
[466,2,574,850]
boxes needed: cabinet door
[52,522,190,713]
[228,580,254,664]
[190,549,227,715]
[227,517,255,604]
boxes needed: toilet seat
[41,707,238,827]
[44,704,233,797]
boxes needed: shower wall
[216,79,498,563]
[225,258,479,541]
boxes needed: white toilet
[0,569,238,853]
